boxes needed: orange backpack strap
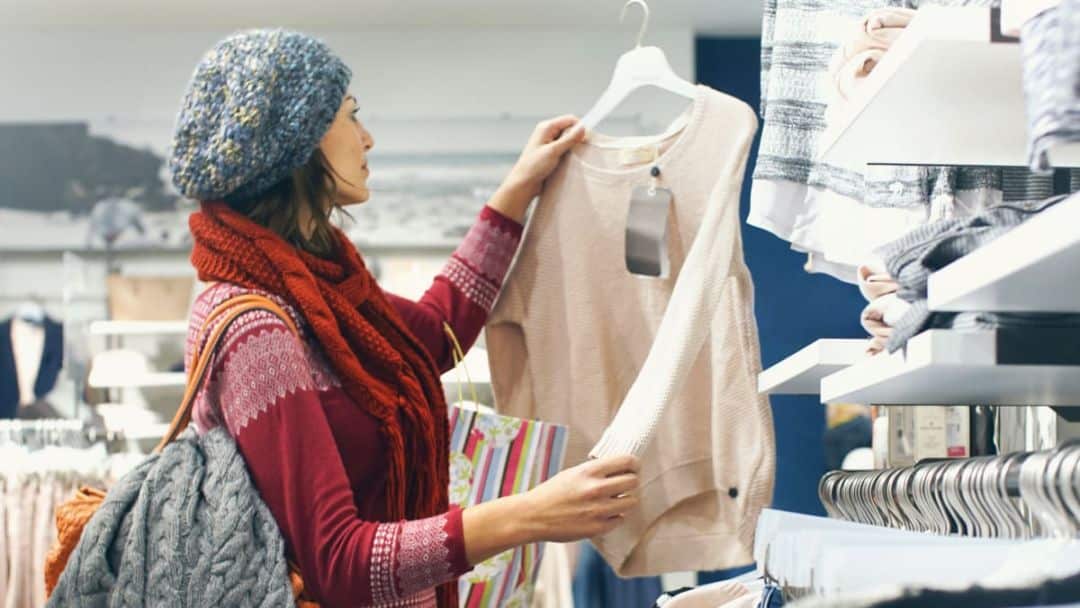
[154,294,299,452]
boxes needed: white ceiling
[2,0,763,35]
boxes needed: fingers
[549,121,587,153]
[588,493,638,537]
[534,115,579,143]
[587,454,641,477]
[592,515,624,537]
[599,492,640,519]
[596,473,639,497]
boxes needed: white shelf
[108,422,171,440]
[928,192,1080,312]
[758,339,869,395]
[88,372,187,389]
[821,329,1080,405]
[89,320,188,336]
[1000,0,1060,36]
[818,5,1080,168]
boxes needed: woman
[170,29,640,608]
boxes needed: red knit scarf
[190,202,455,605]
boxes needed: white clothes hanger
[14,298,46,324]
[580,0,699,131]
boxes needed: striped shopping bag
[441,323,568,607]
[448,404,568,608]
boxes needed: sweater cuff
[390,509,473,599]
[481,205,525,236]
[444,506,473,578]
[442,207,524,313]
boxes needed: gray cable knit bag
[47,295,300,607]
[46,426,295,608]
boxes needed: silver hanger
[817,445,1080,540]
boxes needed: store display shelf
[87,372,187,389]
[108,422,172,441]
[89,320,189,336]
[758,340,869,395]
[818,5,1080,168]
[821,329,1080,405]
[1000,0,1060,36]
[928,192,1080,312]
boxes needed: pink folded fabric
[839,25,905,59]
[867,335,888,355]
[829,9,914,91]
[834,49,886,102]
[862,303,893,339]
[864,7,917,31]
[857,265,898,302]
[862,292,913,355]
[825,8,917,126]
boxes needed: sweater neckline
[566,84,708,182]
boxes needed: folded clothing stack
[876,195,1080,352]
[825,8,916,128]
[857,263,911,355]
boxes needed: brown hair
[224,149,341,258]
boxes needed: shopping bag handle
[443,322,479,407]
[156,294,298,452]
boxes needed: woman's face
[319,94,374,207]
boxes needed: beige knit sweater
[486,86,776,577]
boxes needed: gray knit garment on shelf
[1019,0,1080,173]
[877,195,1080,351]
[47,427,295,608]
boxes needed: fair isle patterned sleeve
[386,206,523,373]
[190,291,469,607]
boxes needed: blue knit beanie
[169,29,352,202]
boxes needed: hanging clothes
[786,568,1080,607]
[487,85,775,577]
[0,438,121,608]
[531,542,575,608]
[0,316,63,420]
[752,0,1076,282]
[571,542,662,608]
[1019,0,1080,173]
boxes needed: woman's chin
[339,190,371,207]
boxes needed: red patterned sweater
[185,207,523,608]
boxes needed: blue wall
[694,38,866,519]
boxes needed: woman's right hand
[522,455,641,543]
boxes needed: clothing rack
[742,446,1080,601]
[0,418,124,448]
[0,418,147,608]
[753,507,1080,602]
[819,444,1080,539]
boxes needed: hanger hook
[620,0,650,48]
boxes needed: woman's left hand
[489,115,586,222]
